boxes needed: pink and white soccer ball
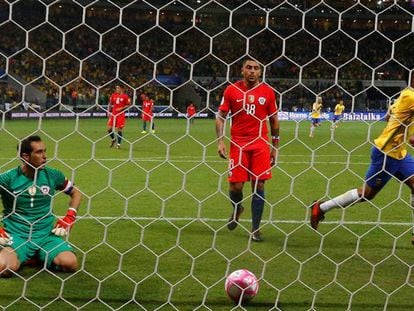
[225,269,259,303]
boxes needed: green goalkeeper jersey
[0,166,66,238]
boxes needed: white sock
[320,189,360,213]
[310,126,314,135]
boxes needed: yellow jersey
[334,103,345,116]
[374,87,414,159]
[311,102,322,118]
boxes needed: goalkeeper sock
[251,190,265,232]
[117,131,123,144]
[143,122,147,131]
[320,189,360,213]
[229,190,243,213]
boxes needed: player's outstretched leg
[310,201,325,230]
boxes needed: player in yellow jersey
[332,99,345,129]
[309,96,323,138]
[310,87,414,244]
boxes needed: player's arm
[216,109,228,159]
[52,179,82,237]
[107,97,113,115]
[384,104,394,122]
[269,113,280,166]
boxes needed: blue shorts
[311,118,321,125]
[365,147,414,190]
[333,115,341,122]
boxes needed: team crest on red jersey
[248,95,255,104]
[258,97,266,105]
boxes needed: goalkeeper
[0,135,81,277]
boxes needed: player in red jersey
[141,94,155,134]
[107,85,131,149]
[186,102,196,124]
[216,58,280,242]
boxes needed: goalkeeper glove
[52,208,77,237]
[0,227,11,245]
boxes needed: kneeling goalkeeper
[0,135,81,277]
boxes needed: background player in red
[141,94,155,134]
[186,101,196,125]
[215,57,280,242]
[107,85,131,149]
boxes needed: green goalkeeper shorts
[8,234,75,268]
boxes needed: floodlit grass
[1,117,414,310]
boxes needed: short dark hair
[19,135,42,157]
[242,56,259,67]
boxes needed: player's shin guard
[320,189,360,212]
[251,190,264,232]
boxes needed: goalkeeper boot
[227,205,244,231]
[110,139,116,148]
[411,234,414,246]
[310,201,325,230]
[251,230,263,242]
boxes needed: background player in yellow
[309,96,323,138]
[310,87,414,244]
[332,99,345,129]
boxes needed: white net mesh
[1,0,414,310]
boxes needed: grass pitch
[0,117,413,310]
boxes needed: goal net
[1,0,414,309]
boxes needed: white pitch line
[75,216,413,227]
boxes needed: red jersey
[187,104,196,117]
[218,81,277,145]
[142,100,154,120]
[109,93,130,116]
